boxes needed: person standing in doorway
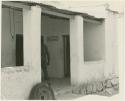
[41,37,50,81]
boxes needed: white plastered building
[1,1,123,99]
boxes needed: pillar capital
[30,5,41,12]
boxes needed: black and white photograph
[0,0,124,100]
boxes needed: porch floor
[44,77,119,100]
[48,77,82,100]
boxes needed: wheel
[29,83,55,100]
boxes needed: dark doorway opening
[16,34,24,66]
[63,35,70,77]
[41,13,71,96]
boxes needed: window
[84,20,105,61]
[1,6,23,67]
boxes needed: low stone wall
[72,75,119,96]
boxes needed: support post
[23,6,41,81]
[70,15,84,85]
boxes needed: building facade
[1,1,122,99]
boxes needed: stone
[92,83,97,93]
[106,80,112,88]
[81,87,87,95]
[111,78,119,86]
[72,86,81,94]
[102,80,107,89]
[105,88,113,96]
[105,87,118,96]
[86,84,93,94]
[96,82,103,92]
[101,90,111,96]
[113,84,119,91]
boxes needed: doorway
[41,13,71,96]
[63,35,70,77]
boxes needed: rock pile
[72,76,119,96]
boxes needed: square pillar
[70,15,84,85]
[23,6,41,81]
[104,12,117,78]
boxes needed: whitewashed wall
[70,11,120,85]
[1,66,40,99]
[1,6,41,100]
[1,2,121,99]
[74,20,105,84]
[104,11,119,77]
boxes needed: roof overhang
[10,1,104,21]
